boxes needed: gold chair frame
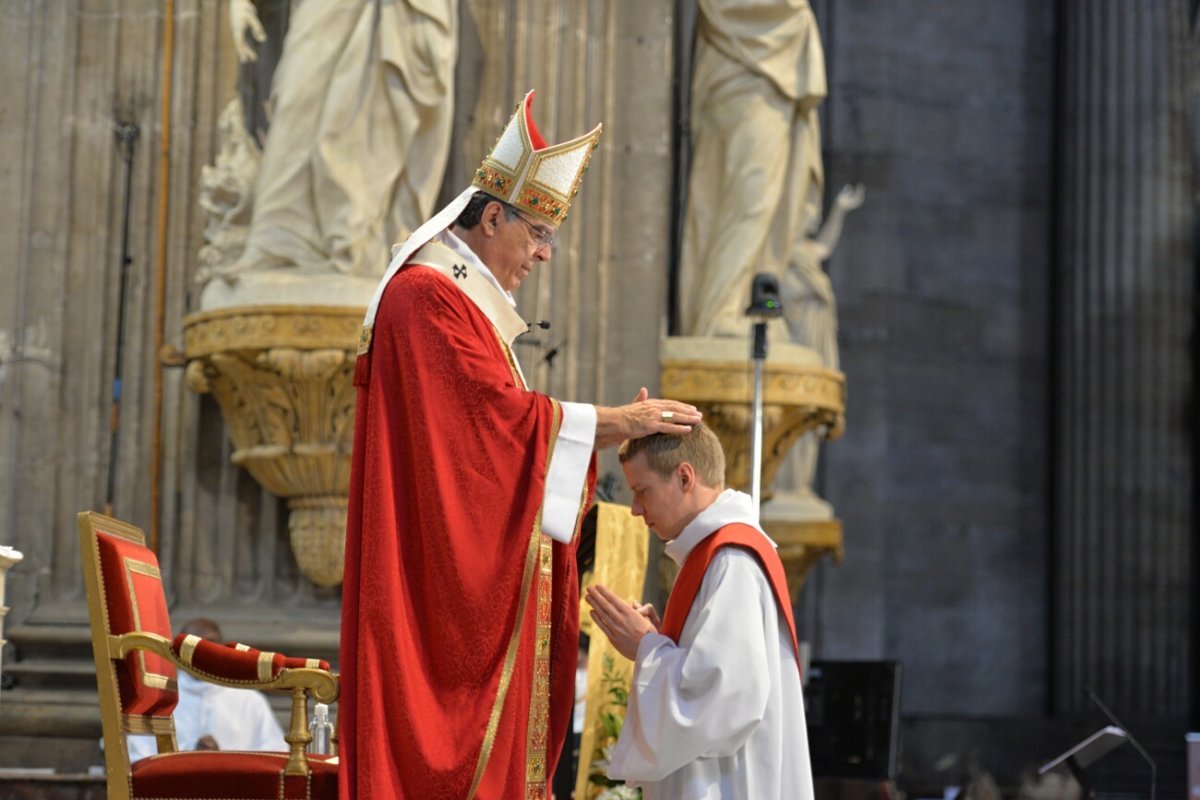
[79,511,339,800]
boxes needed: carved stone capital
[659,336,847,601]
[659,337,846,494]
[183,304,364,356]
[183,306,363,587]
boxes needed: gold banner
[575,502,649,800]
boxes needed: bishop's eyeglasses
[512,212,556,249]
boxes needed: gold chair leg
[284,687,312,776]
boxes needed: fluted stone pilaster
[1055,0,1194,719]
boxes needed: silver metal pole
[749,319,768,512]
[750,353,765,511]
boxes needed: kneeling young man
[585,424,814,800]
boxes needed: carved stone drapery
[183,305,361,587]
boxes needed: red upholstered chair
[78,511,339,800]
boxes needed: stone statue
[780,183,863,512]
[230,0,268,66]
[213,0,458,285]
[194,98,260,288]
[229,0,290,144]
[783,183,864,370]
[678,0,827,338]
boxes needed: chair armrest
[170,634,337,694]
[226,640,332,672]
[111,632,337,693]
[109,631,175,661]
[109,631,339,776]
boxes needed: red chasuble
[340,259,596,799]
[661,522,801,668]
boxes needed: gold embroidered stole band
[467,401,562,799]
[525,532,554,798]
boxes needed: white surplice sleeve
[541,401,596,543]
[608,549,775,783]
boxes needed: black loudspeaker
[804,660,902,780]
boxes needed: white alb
[608,489,815,800]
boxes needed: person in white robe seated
[125,618,288,761]
[585,423,814,800]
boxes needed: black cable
[105,121,140,513]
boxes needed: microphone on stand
[542,339,568,367]
[515,320,552,347]
[745,273,783,511]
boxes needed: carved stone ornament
[193,97,261,289]
[660,336,844,493]
[659,335,846,593]
[184,305,362,587]
[760,517,844,603]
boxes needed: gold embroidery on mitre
[471,90,602,227]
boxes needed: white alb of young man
[585,424,814,800]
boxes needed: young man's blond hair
[617,422,726,488]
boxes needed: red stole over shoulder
[660,523,800,668]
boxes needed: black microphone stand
[746,274,783,511]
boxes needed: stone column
[1054,0,1194,719]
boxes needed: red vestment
[340,251,595,799]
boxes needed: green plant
[585,654,642,800]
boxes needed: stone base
[759,511,844,602]
[0,771,105,800]
[763,488,834,522]
[0,733,102,775]
[659,335,845,493]
[660,333,825,367]
[198,269,378,312]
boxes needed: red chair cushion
[279,655,332,672]
[170,636,333,683]
[173,635,286,683]
[95,529,177,718]
[227,641,333,674]
[131,751,337,799]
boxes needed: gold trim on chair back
[78,511,179,800]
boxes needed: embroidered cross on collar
[452,264,468,280]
